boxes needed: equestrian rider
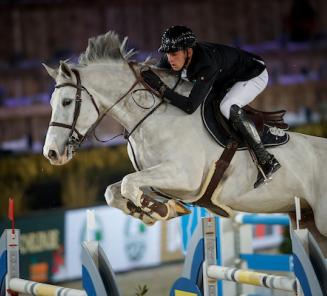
[140,25,281,188]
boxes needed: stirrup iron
[257,164,272,184]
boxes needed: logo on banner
[124,217,147,261]
[80,214,105,242]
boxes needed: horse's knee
[121,176,131,198]
[121,176,142,204]
[104,185,115,206]
[105,182,123,203]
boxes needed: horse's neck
[81,62,160,131]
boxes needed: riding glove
[141,69,166,95]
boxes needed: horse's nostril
[48,149,58,161]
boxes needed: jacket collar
[186,43,212,79]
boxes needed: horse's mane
[78,31,136,65]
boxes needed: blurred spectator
[53,48,73,62]
[318,62,327,80]
[285,0,317,42]
[304,106,313,123]
[0,85,5,106]
[300,66,309,77]
[9,52,25,66]
[318,101,327,122]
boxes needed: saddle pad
[201,93,290,150]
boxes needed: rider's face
[167,50,188,71]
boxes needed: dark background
[0,0,326,151]
[0,0,326,214]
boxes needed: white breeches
[219,69,268,119]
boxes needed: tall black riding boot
[229,104,281,188]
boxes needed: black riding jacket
[158,42,266,114]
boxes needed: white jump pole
[206,264,298,292]
[9,278,87,296]
[1,228,87,296]
[1,200,121,296]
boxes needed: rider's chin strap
[182,49,191,71]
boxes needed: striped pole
[206,265,297,292]
[234,214,290,226]
[9,278,87,296]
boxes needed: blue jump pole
[235,214,290,226]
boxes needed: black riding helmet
[158,25,196,53]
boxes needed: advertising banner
[0,210,65,282]
[55,205,162,281]
[0,204,184,283]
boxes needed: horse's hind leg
[105,181,156,225]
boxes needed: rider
[141,25,281,188]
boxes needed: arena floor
[61,259,295,296]
[64,261,184,296]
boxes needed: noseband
[49,63,150,149]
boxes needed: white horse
[43,32,327,241]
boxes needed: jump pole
[171,213,291,296]
[234,213,290,226]
[8,278,86,296]
[0,200,121,296]
[204,264,297,292]
[0,228,121,296]
[0,229,87,296]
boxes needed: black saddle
[201,92,290,150]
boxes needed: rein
[125,70,181,173]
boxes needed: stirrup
[254,164,273,188]
[248,150,272,187]
[257,164,272,183]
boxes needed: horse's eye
[62,98,73,107]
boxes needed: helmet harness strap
[183,49,190,70]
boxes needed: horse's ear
[42,63,58,80]
[59,61,73,79]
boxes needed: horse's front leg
[105,181,157,225]
[121,163,194,221]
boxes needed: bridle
[49,63,160,152]
[50,69,99,147]
[49,61,184,203]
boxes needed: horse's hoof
[167,200,191,216]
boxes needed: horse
[42,31,327,243]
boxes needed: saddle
[193,93,290,218]
[201,93,290,150]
